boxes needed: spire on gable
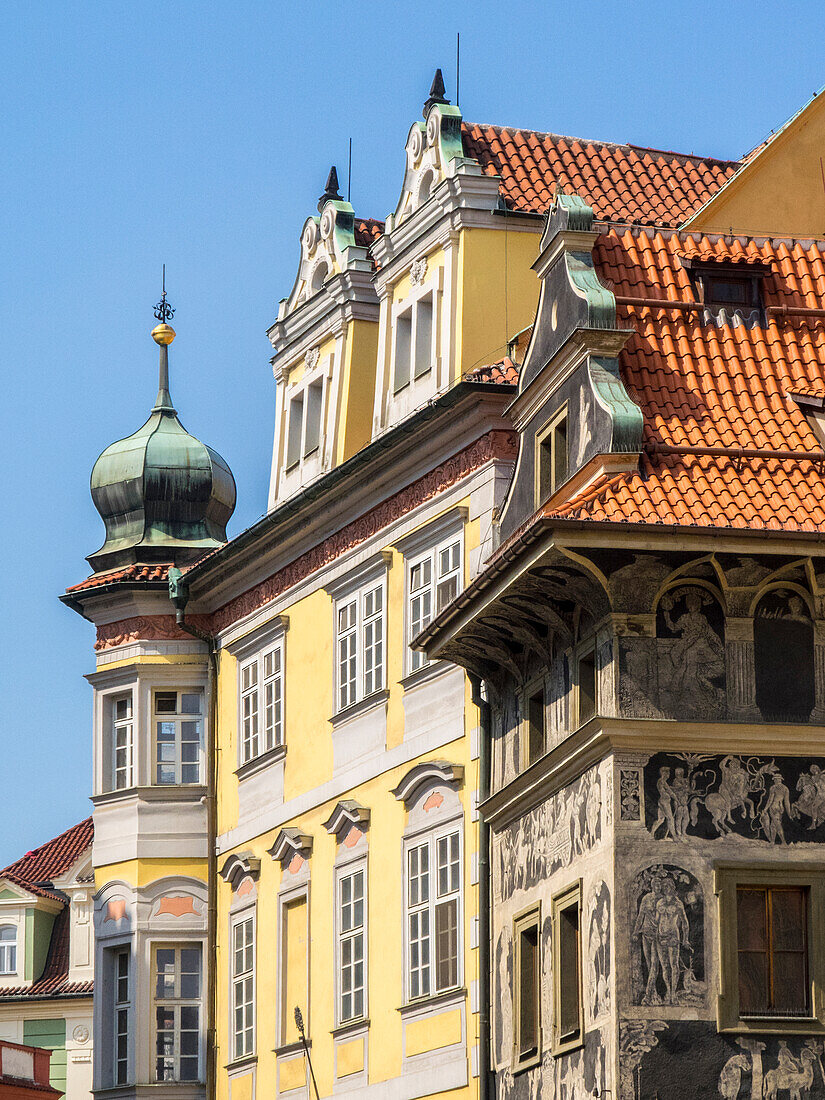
[423,68,450,117]
[318,165,343,212]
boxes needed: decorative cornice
[268,828,313,867]
[322,800,371,839]
[94,613,211,652]
[391,760,464,806]
[219,852,261,890]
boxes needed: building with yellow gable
[62,69,751,1100]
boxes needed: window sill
[331,1017,369,1038]
[92,785,207,805]
[274,1039,310,1057]
[397,986,467,1017]
[235,744,286,782]
[399,659,454,692]
[330,689,389,728]
[512,1048,542,1076]
[718,1015,825,1037]
[552,1032,584,1059]
[225,1054,258,1071]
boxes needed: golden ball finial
[152,323,176,346]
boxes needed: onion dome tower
[88,281,236,573]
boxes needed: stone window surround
[333,851,368,1030]
[386,262,445,422]
[275,879,311,1053]
[511,901,542,1074]
[228,896,257,1063]
[281,349,335,488]
[551,878,583,1057]
[227,615,289,776]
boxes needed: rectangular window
[154,691,203,785]
[335,581,385,712]
[406,828,461,1001]
[408,535,462,673]
[737,885,809,1017]
[113,694,134,790]
[552,882,582,1054]
[414,296,434,379]
[524,687,546,768]
[281,894,309,1046]
[115,949,129,1085]
[233,916,255,1058]
[239,644,284,765]
[704,274,754,309]
[537,410,568,505]
[394,311,412,392]
[286,393,304,469]
[0,927,16,974]
[154,945,202,1083]
[304,380,323,457]
[513,908,541,1068]
[577,648,597,727]
[338,868,366,1023]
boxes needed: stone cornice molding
[392,760,464,806]
[322,800,371,840]
[268,828,313,867]
[219,852,261,890]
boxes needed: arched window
[0,926,17,974]
[754,588,815,722]
[656,585,726,718]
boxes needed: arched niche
[754,587,814,722]
[309,259,329,294]
[655,584,726,718]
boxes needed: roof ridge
[1,817,93,884]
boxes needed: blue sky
[1,0,823,865]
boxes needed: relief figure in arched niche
[754,588,815,723]
[656,585,726,718]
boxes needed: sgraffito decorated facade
[60,70,825,1100]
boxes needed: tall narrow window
[115,949,129,1085]
[407,535,462,673]
[737,885,809,1017]
[537,410,569,505]
[113,694,133,790]
[154,945,202,1083]
[552,883,582,1053]
[338,868,366,1023]
[154,691,203,785]
[233,917,255,1058]
[406,827,461,1000]
[0,926,17,974]
[525,687,546,768]
[335,581,385,712]
[513,908,541,1068]
[414,296,434,379]
[394,312,413,392]
[577,648,597,726]
[239,644,284,766]
[286,393,304,469]
[280,894,309,1046]
[304,381,323,457]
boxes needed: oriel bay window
[115,949,129,1085]
[154,690,203,785]
[154,945,202,1082]
[335,579,385,712]
[337,866,366,1023]
[112,694,133,790]
[406,827,461,1000]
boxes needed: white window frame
[335,860,367,1025]
[329,556,389,716]
[112,693,134,791]
[391,270,440,394]
[114,947,130,1085]
[403,820,463,1003]
[0,926,17,975]
[282,353,333,484]
[153,690,205,786]
[231,912,255,1059]
[152,943,203,1084]
[239,643,284,765]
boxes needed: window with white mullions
[408,536,461,672]
[405,826,461,1001]
[232,917,255,1058]
[335,582,385,712]
[154,691,204,785]
[113,694,133,790]
[239,645,283,765]
[338,868,365,1023]
[0,926,16,975]
[154,945,202,1083]
[115,949,129,1085]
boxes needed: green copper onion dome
[88,300,236,573]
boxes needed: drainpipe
[469,673,494,1100]
[168,567,218,1100]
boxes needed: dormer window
[0,926,16,974]
[681,256,767,316]
[536,407,568,506]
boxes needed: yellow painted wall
[337,319,379,464]
[94,857,207,892]
[687,91,825,239]
[457,226,540,378]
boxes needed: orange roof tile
[0,909,93,1001]
[66,562,172,593]
[354,217,384,247]
[2,818,93,888]
[461,123,739,226]
[466,356,519,385]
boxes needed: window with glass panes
[154,691,203,785]
[408,536,461,672]
[112,694,133,790]
[0,926,16,974]
[737,885,809,1017]
[406,827,461,1000]
[338,867,365,1022]
[232,916,255,1058]
[336,582,384,711]
[115,949,129,1085]
[240,645,283,765]
[154,945,202,1082]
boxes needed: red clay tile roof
[2,819,93,889]
[542,228,825,533]
[461,123,739,227]
[66,562,172,593]
[0,909,93,1001]
[465,356,519,385]
[354,218,384,247]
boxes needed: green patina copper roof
[88,330,236,573]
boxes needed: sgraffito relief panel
[655,586,726,719]
[754,588,815,722]
[643,752,825,846]
[499,1028,608,1100]
[629,865,704,1008]
[587,880,611,1025]
[620,1020,825,1100]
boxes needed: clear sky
[1,0,823,865]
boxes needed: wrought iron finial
[154,264,175,324]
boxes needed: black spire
[317,165,342,212]
[423,68,450,117]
